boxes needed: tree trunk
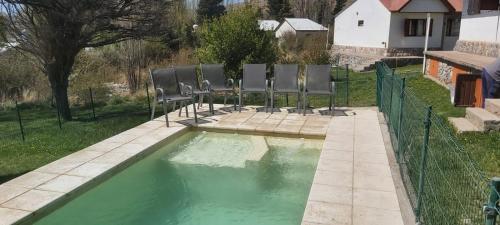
[46,53,77,121]
[51,81,71,121]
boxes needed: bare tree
[0,0,171,120]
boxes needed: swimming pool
[33,131,322,225]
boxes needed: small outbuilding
[275,18,328,40]
[258,20,280,31]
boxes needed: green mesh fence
[375,61,492,225]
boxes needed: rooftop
[283,18,327,31]
[379,0,462,12]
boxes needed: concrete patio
[0,104,408,225]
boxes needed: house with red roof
[332,0,462,71]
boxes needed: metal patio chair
[303,64,335,116]
[175,65,214,115]
[239,64,269,112]
[200,64,236,110]
[149,68,198,127]
[271,64,300,114]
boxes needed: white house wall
[400,0,448,13]
[275,22,296,38]
[388,12,445,48]
[459,10,500,43]
[334,0,391,48]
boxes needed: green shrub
[196,6,278,79]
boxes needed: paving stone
[308,184,352,205]
[250,113,270,119]
[83,141,124,153]
[66,163,114,178]
[313,170,352,188]
[111,143,147,155]
[268,113,288,120]
[354,174,396,192]
[353,162,392,177]
[300,126,328,136]
[0,208,31,225]
[353,206,404,225]
[353,143,386,154]
[0,185,29,205]
[4,172,58,189]
[262,119,282,125]
[2,189,64,212]
[255,123,278,133]
[354,151,389,165]
[317,159,353,173]
[89,151,134,165]
[274,124,302,134]
[280,119,306,126]
[302,201,352,225]
[36,175,90,193]
[320,150,354,162]
[323,139,354,152]
[353,189,400,211]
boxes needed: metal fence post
[15,101,25,141]
[484,177,500,225]
[388,69,395,124]
[345,64,350,106]
[145,82,152,117]
[55,100,62,129]
[415,106,433,223]
[89,87,96,120]
[397,78,406,162]
[379,65,384,112]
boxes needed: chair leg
[303,94,307,116]
[192,99,198,123]
[239,90,242,113]
[224,92,227,106]
[271,91,274,114]
[198,94,203,109]
[185,101,189,117]
[233,92,237,111]
[178,102,183,117]
[209,94,214,115]
[264,91,268,113]
[151,101,156,120]
[163,102,169,127]
[329,94,333,115]
[286,93,289,107]
[296,92,300,112]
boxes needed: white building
[258,20,280,31]
[333,0,462,56]
[275,18,328,40]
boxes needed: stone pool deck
[0,104,407,225]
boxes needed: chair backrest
[175,65,200,91]
[201,64,226,88]
[274,64,299,91]
[242,64,267,90]
[150,68,180,97]
[305,65,331,92]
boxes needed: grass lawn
[0,64,497,184]
[0,100,152,183]
[403,68,499,177]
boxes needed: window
[404,19,433,37]
[468,0,498,15]
[445,18,460,36]
[358,20,364,27]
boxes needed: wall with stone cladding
[454,40,500,57]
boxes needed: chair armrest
[201,80,211,92]
[179,82,193,96]
[238,79,242,91]
[266,79,269,91]
[331,81,336,94]
[270,79,274,92]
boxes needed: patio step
[485,98,500,117]
[449,117,480,133]
[465,107,500,132]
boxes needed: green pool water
[33,131,322,225]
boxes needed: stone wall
[454,40,500,57]
[332,45,438,57]
[332,45,387,56]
